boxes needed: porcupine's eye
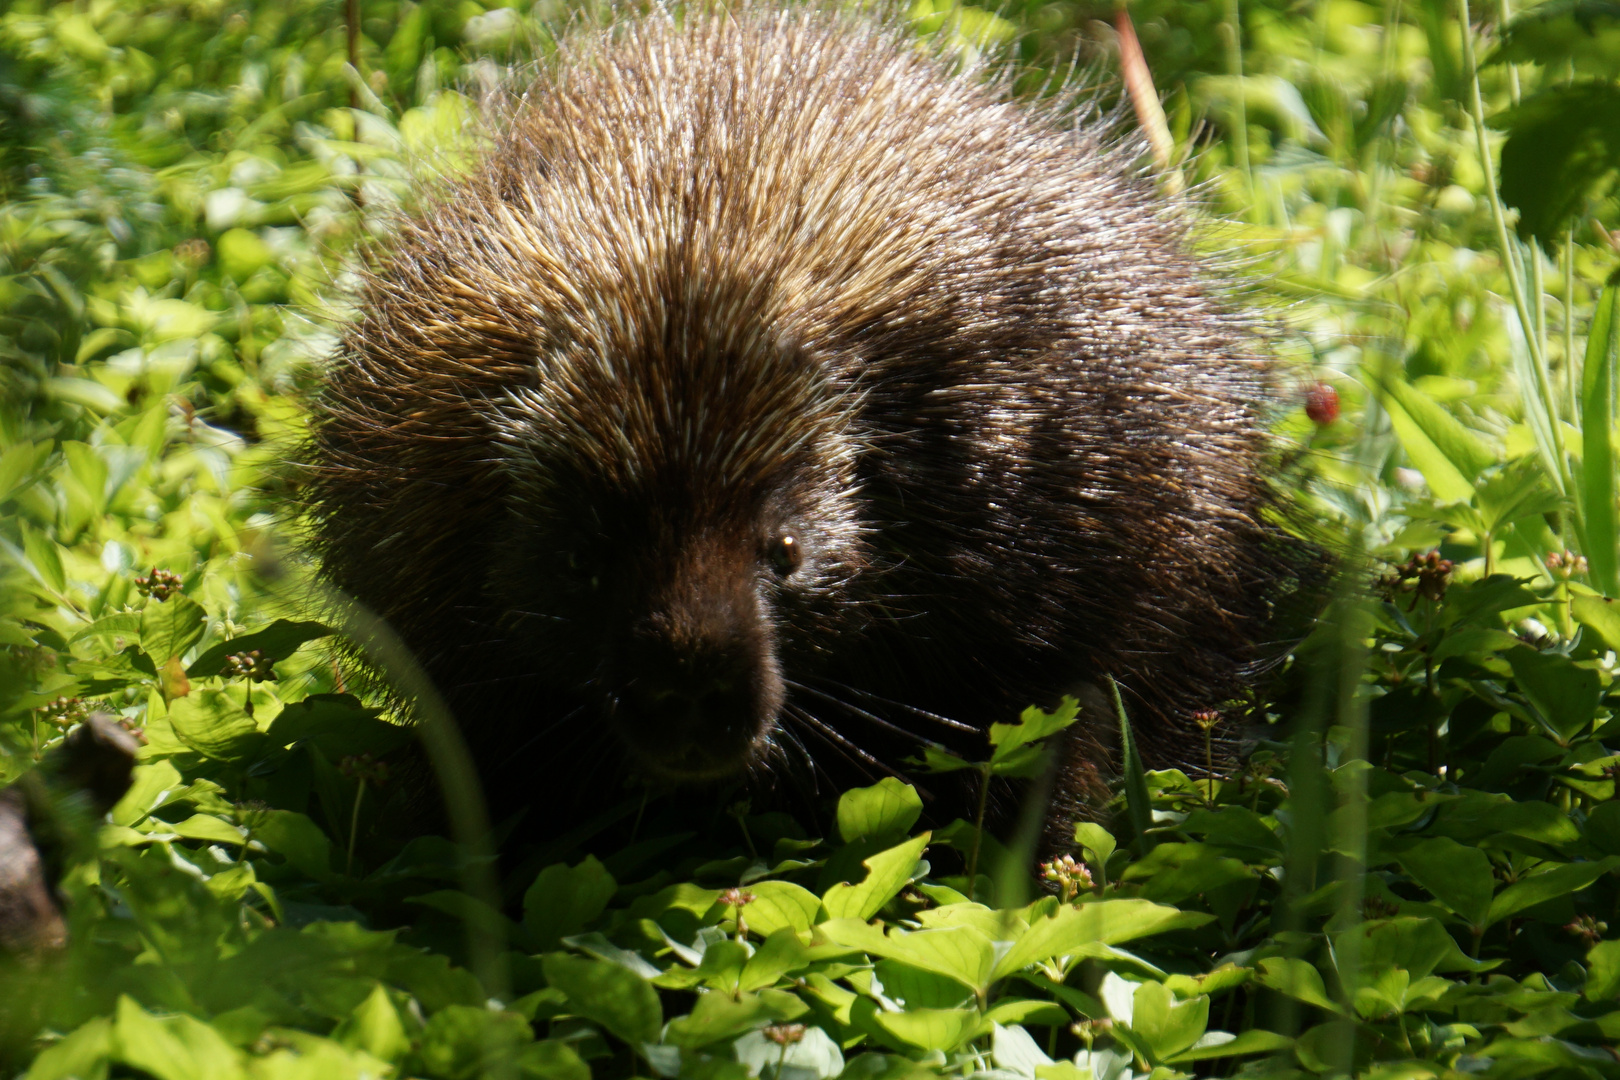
[764,534,802,577]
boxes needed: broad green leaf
[1128,980,1208,1062]
[873,1008,988,1052]
[167,690,263,761]
[1496,84,1620,247]
[1579,282,1620,594]
[252,810,333,879]
[1587,939,1620,1001]
[1165,1028,1294,1063]
[1332,917,1491,980]
[1506,647,1604,743]
[169,814,248,847]
[836,778,923,843]
[541,953,662,1046]
[24,1017,112,1080]
[818,919,995,993]
[739,928,814,991]
[1490,0,1620,73]
[415,1005,534,1079]
[524,857,617,950]
[1486,857,1620,927]
[1072,822,1118,869]
[217,228,274,284]
[664,991,775,1049]
[140,592,206,665]
[20,523,66,594]
[992,900,1208,981]
[332,985,410,1061]
[110,997,245,1080]
[741,879,823,936]
[188,620,332,678]
[988,697,1080,776]
[821,832,930,920]
[1376,374,1492,502]
[1586,800,1620,855]
[1574,594,1620,652]
[1397,837,1495,927]
[1256,958,1345,1015]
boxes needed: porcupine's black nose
[614,629,780,780]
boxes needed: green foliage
[4,1,1620,1078]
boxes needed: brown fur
[303,6,1296,846]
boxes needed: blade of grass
[1580,280,1620,594]
[1108,677,1153,856]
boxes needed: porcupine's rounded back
[303,5,1281,841]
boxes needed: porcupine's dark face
[493,338,865,783]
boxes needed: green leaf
[167,690,264,761]
[741,879,823,936]
[110,997,246,1080]
[1496,83,1620,248]
[166,693,262,761]
[836,778,923,843]
[1587,939,1620,1001]
[818,920,996,993]
[992,899,1209,980]
[20,522,67,594]
[140,592,206,664]
[1072,822,1118,869]
[1332,917,1491,979]
[1506,647,1604,743]
[821,832,930,921]
[1375,373,1493,501]
[1397,837,1495,927]
[332,985,410,1061]
[1573,594,1620,652]
[541,953,662,1046]
[1586,800,1620,855]
[1486,857,1620,927]
[872,1008,988,1052]
[988,697,1080,776]
[1578,282,1620,595]
[523,857,617,950]
[252,810,334,879]
[24,1017,112,1080]
[415,1005,534,1079]
[1111,678,1153,854]
[187,619,332,678]
[1164,1028,1293,1063]
[664,991,774,1049]
[1128,980,1208,1062]
[739,928,814,991]
[1256,957,1345,1015]
[1491,2,1620,78]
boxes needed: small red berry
[1304,383,1340,425]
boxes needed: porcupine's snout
[607,538,783,781]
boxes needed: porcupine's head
[484,295,869,782]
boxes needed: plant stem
[1223,0,1252,204]
[1459,0,1570,493]
[966,764,991,902]
[346,781,365,878]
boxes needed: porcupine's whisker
[765,725,824,798]
[505,705,589,760]
[794,677,977,734]
[784,679,934,746]
[783,703,931,798]
[781,704,884,780]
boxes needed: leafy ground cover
[3,0,1620,1077]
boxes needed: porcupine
[303,4,1299,852]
